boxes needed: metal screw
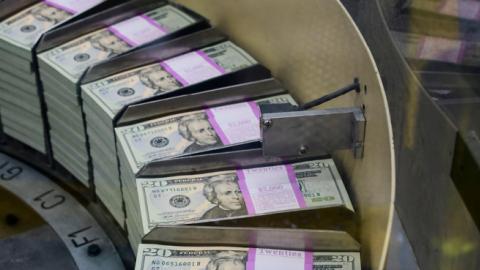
[299,145,308,155]
[5,214,19,226]
[263,119,272,128]
[87,244,102,257]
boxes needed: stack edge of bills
[136,244,361,270]
[405,0,480,21]
[82,39,258,227]
[127,158,353,248]
[392,31,480,68]
[37,3,199,189]
[0,0,105,153]
[115,94,300,248]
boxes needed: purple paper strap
[246,248,257,270]
[108,15,167,47]
[416,36,466,64]
[246,248,313,270]
[43,0,76,14]
[437,0,480,20]
[205,109,230,145]
[140,14,168,33]
[159,51,225,88]
[196,51,226,74]
[236,164,306,216]
[159,62,188,86]
[236,169,255,215]
[304,252,313,270]
[248,101,261,119]
[205,101,260,145]
[286,164,306,208]
[108,26,138,47]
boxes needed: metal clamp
[261,107,366,159]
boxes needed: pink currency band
[248,101,261,119]
[245,248,314,270]
[196,50,226,74]
[108,26,138,47]
[158,50,226,88]
[235,164,305,215]
[286,164,307,208]
[438,0,480,20]
[140,14,168,33]
[246,248,257,270]
[159,62,189,86]
[236,169,256,215]
[205,102,259,146]
[304,252,314,270]
[205,109,230,145]
[43,0,77,14]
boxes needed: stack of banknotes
[0,2,362,264]
[128,159,354,249]
[392,31,480,67]
[82,40,259,225]
[37,3,199,187]
[0,0,105,153]
[116,94,298,247]
[136,244,361,270]
[405,0,480,21]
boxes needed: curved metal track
[0,137,134,269]
[341,0,480,269]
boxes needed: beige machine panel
[174,0,395,269]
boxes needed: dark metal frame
[143,225,360,252]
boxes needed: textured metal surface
[342,0,480,269]
[385,210,420,270]
[451,130,480,230]
[261,107,365,158]
[0,225,78,270]
[173,1,395,269]
[0,153,125,270]
[144,226,360,252]
[139,148,325,178]
[0,187,44,239]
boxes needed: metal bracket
[143,225,360,252]
[137,148,329,178]
[261,107,366,159]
